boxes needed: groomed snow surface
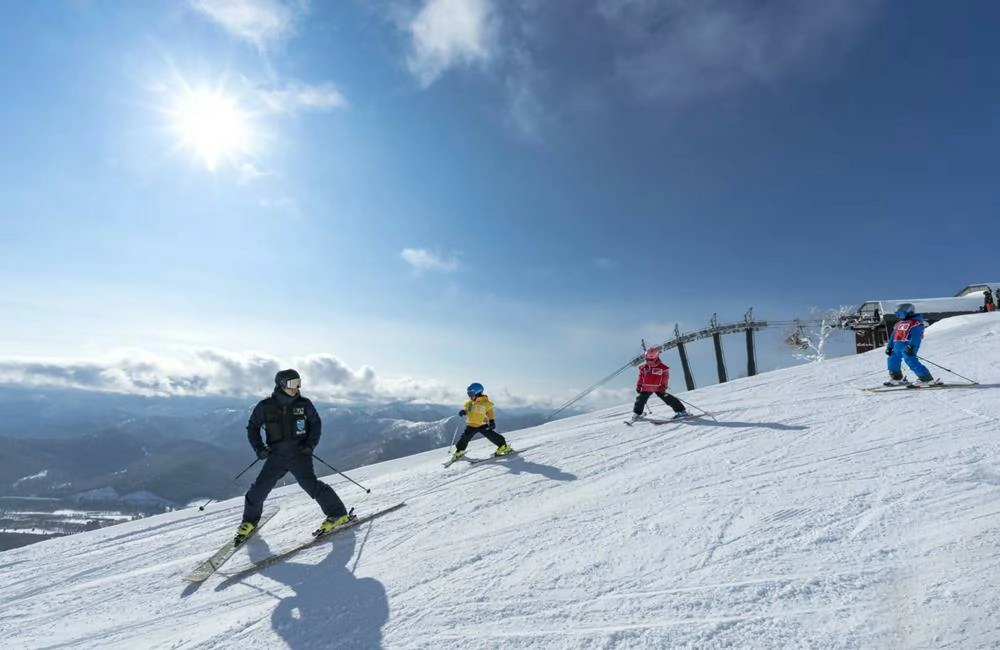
[3,313,1000,649]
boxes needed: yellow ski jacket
[463,394,495,427]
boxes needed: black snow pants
[242,444,347,524]
[633,391,685,416]
[455,424,507,452]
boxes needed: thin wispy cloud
[189,0,302,51]
[400,248,460,273]
[258,196,300,214]
[256,82,349,115]
[406,0,496,87]
[237,161,270,185]
[596,0,883,102]
[502,43,549,138]
[390,0,881,134]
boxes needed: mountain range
[0,387,551,506]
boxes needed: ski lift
[786,321,810,349]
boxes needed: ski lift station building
[848,283,1000,353]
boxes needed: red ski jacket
[637,359,671,393]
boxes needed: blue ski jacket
[887,315,926,352]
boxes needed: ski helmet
[644,347,661,361]
[894,303,915,319]
[275,368,301,390]
[466,382,484,397]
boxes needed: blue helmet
[895,303,915,319]
[466,382,484,397]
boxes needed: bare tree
[783,305,856,362]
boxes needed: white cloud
[256,82,349,114]
[400,248,460,273]
[0,348,457,404]
[406,0,496,87]
[189,0,302,50]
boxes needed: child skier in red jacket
[629,347,689,423]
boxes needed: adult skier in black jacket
[234,369,351,544]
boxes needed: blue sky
[1,0,997,409]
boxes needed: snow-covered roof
[852,294,986,327]
[955,283,1000,296]
[855,283,999,322]
[869,296,985,316]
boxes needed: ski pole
[916,355,978,384]
[676,396,717,421]
[312,453,372,493]
[198,458,260,511]
[449,421,463,453]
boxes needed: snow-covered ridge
[2,313,1000,648]
[12,470,48,487]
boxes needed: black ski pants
[633,391,685,416]
[455,424,507,452]
[242,445,347,524]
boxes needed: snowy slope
[2,313,1000,649]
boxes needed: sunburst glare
[169,89,253,171]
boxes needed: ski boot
[317,512,355,535]
[672,411,691,420]
[233,521,256,546]
[494,443,513,457]
[883,372,908,387]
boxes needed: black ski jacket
[246,389,322,452]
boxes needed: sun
[170,89,252,170]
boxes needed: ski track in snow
[2,313,1000,648]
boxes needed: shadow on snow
[213,526,390,649]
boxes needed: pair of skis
[183,510,281,583]
[183,502,406,583]
[624,414,701,426]
[859,381,978,393]
[443,449,518,468]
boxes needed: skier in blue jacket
[884,303,938,386]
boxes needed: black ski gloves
[255,447,270,460]
[904,344,915,356]
[458,409,467,416]
[299,444,314,456]
[885,346,893,356]
[488,420,496,431]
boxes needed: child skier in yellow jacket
[451,382,513,461]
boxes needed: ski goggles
[283,378,301,389]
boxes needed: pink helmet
[644,347,661,361]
